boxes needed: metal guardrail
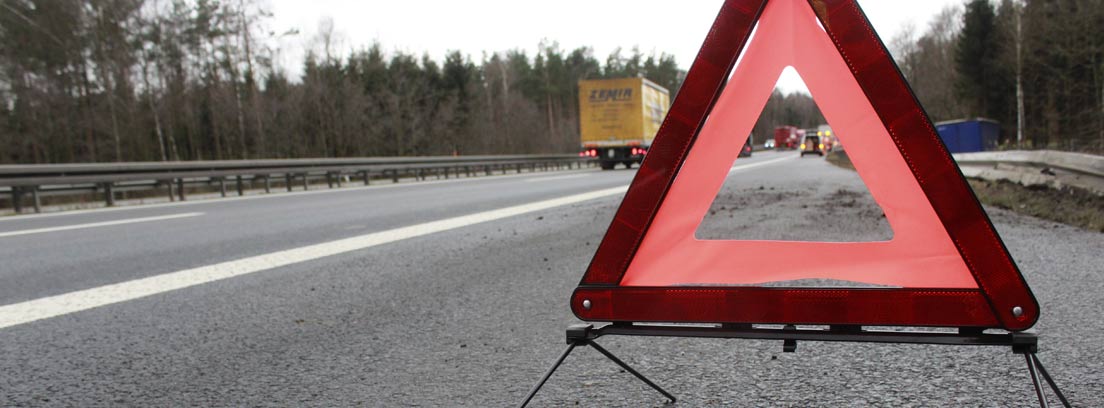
[953,150,1104,195]
[0,155,596,214]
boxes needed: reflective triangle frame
[571,0,1039,331]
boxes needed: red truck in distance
[774,126,800,149]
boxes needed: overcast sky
[267,0,962,93]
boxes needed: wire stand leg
[588,340,677,403]
[1025,353,1050,408]
[1031,354,1072,408]
[519,342,577,408]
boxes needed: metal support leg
[218,178,227,197]
[236,175,244,196]
[361,171,370,186]
[286,174,293,192]
[1025,353,1049,408]
[1032,355,1071,407]
[263,176,271,193]
[519,343,578,407]
[302,173,309,190]
[177,179,186,201]
[520,332,675,407]
[587,341,677,404]
[1025,354,1072,408]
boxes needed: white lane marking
[0,186,627,330]
[0,168,602,223]
[0,212,204,238]
[728,154,798,173]
[524,174,587,183]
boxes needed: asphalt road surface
[1,150,1100,406]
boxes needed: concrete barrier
[953,150,1104,195]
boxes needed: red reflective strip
[812,0,1037,330]
[572,287,998,328]
[581,0,766,285]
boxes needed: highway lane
[0,164,635,304]
[1,149,1101,406]
[0,152,789,314]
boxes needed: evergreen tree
[955,0,1012,121]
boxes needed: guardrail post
[285,174,293,192]
[164,180,175,202]
[11,187,23,213]
[177,179,186,201]
[103,182,115,206]
[263,175,271,193]
[484,165,492,176]
[360,170,369,185]
[31,186,41,213]
[302,173,309,190]
[390,169,399,183]
[326,173,334,189]
[236,175,244,196]
[218,177,227,197]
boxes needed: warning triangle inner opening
[695,69,893,243]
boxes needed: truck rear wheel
[600,161,616,170]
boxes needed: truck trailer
[578,78,671,170]
[934,118,999,153]
[774,126,800,149]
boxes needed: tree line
[0,0,685,164]
[3,0,1099,165]
[893,0,1103,152]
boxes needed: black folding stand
[520,323,1071,407]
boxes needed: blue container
[934,118,1000,153]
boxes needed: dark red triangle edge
[572,0,1039,331]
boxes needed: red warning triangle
[572,0,1039,331]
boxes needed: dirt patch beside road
[968,179,1104,232]
[827,150,1104,232]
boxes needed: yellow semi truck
[578,77,671,170]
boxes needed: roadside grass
[826,150,1103,232]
